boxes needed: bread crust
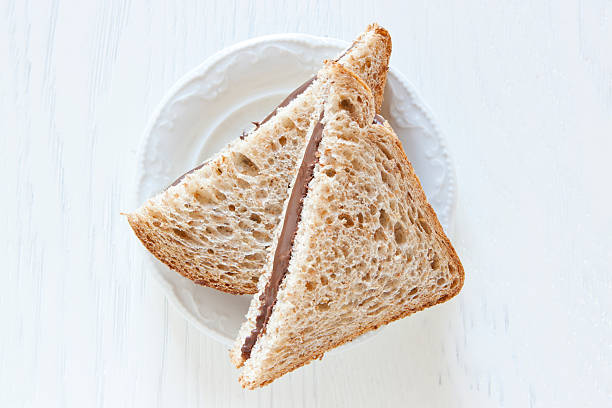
[372,120,465,297]
[127,214,249,294]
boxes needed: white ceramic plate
[134,34,456,350]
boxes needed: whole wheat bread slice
[230,62,464,388]
[126,24,391,294]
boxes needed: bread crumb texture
[127,24,391,294]
[232,79,463,388]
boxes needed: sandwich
[230,62,464,389]
[126,24,392,294]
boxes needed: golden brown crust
[127,214,256,295]
[373,121,465,296]
[360,23,392,112]
[240,297,451,389]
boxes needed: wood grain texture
[1,0,611,406]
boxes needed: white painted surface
[1,1,611,406]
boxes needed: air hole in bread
[377,143,393,161]
[339,98,355,113]
[236,178,250,189]
[249,213,262,223]
[212,188,226,201]
[245,252,263,261]
[232,152,259,176]
[194,190,216,206]
[316,302,330,312]
[393,223,407,245]
[305,281,316,291]
[278,136,287,146]
[407,211,415,224]
[359,296,375,307]
[281,117,296,130]
[430,255,440,269]
[228,204,236,211]
[381,170,392,189]
[390,200,399,213]
[408,287,418,296]
[173,228,190,240]
[320,276,329,286]
[369,204,377,215]
[323,168,336,177]
[437,277,446,285]
[394,162,403,176]
[152,221,161,228]
[379,209,391,229]
[216,226,232,236]
[451,278,459,289]
[418,217,432,234]
[338,213,354,227]
[266,204,282,216]
[207,248,214,254]
[216,167,222,175]
[252,230,269,242]
[374,227,385,241]
[357,213,364,224]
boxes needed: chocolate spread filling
[166,76,317,190]
[334,42,356,62]
[257,76,316,127]
[167,160,209,188]
[241,110,326,360]
[166,44,360,191]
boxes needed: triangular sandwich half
[230,62,464,388]
[127,24,392,294]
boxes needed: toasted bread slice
[127,24,391,294]
[230,63,463,388]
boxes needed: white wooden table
[2,1,611,406]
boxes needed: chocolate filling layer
[167,160,209,188]
[258,76,316,127]
[241,110,326,360]
[166,44,358,191]
[166,77,317,190]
